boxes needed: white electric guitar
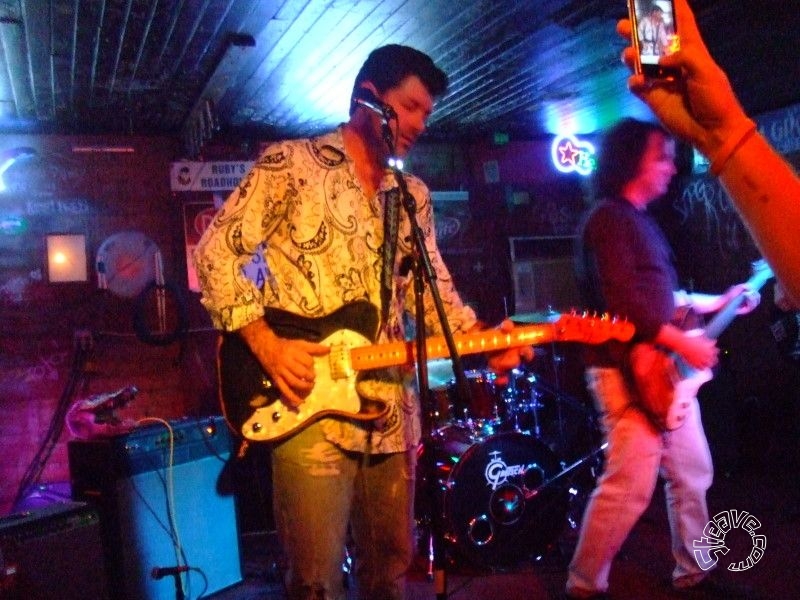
[217,302,634,442]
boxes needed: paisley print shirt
[194,127,477,453]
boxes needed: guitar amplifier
[68,416,242,600]
[0,502,107,600]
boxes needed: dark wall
[654,151,800,473]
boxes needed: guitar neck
[348,324,557,372]
[346,313,633,372]
[704,261,773,340]
[705,294,745,340]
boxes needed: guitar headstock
[554,311,635,344]
[749,258,774,289]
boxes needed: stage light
[0,146,37,192]
[47,234,88,282]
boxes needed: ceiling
[0,0,798,154]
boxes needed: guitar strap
[263,303,379,343]
[380,187,401,327]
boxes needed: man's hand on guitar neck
[679,285,761,315]
[482,318,536,385]
[238,318,330,409]
[654,322,719,371]
[722,284,761,315]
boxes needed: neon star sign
[551,134,596,176]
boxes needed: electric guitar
[217,303,634,443]
[628,259,773,431]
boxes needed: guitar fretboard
[349,325,557,372]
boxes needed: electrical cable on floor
[11,336,92,510]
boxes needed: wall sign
[551,134,595,176]
[170,161,254,192]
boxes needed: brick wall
[0,134,223,514]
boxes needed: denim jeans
[566,367,713,596]
[271,421,416,600]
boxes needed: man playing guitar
[568,118,759,599]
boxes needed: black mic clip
[151,565,190,580]
[352,88,396,121]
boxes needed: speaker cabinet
[68,416,242,600]
[0,502,108,600]
[509,236,580,314]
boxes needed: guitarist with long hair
[567,118,760,599]
[194,46,532,600]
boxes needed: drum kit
[416,312,605,570]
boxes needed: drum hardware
[415,321,604,570]
[509,307,561,324]
[503,368,546,437]
[427,358,455,388]
[429,369,506,437]
[522,440,606,501]
[466,514,494,547]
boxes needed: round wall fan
[96,230,160,298]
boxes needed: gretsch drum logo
[483,450,538,490]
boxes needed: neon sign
[551,134,596,176]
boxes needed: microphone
[352,88,396,120]
[151,565,190,580]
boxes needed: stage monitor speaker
[0,501,108,600]
[68,416,242,600]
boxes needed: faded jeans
[271,421,416,600]
[566,367,714,596]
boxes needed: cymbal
[510,309,561,324]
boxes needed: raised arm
[617,0,800,305]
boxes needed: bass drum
[418,427,570,568]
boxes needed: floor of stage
[210,458,800,600]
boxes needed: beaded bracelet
[709,119,758,176]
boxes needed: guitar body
[217,302,387,443]
[219,327,389,443]
[626,341,712,430]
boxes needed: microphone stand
[376,112,472,600]
[170,573,185,600]
[152,566,186,600]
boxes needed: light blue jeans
[566,367,714,597]
[271,422,416,600]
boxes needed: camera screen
[634,0,678,65]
